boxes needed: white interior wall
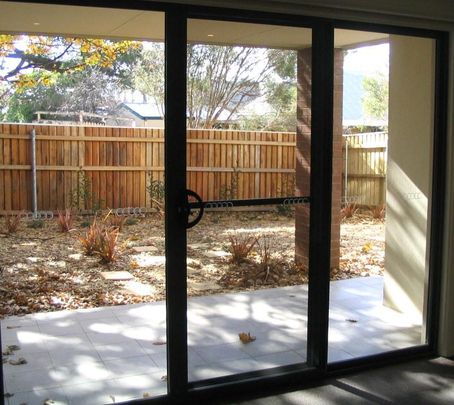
[384,36,435,331]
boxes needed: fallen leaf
[346,319,358,323]
[6,325,21,329]
[3,344,20,355]
[239,332,256,344]
[44,399,56,405]
[9,357,27,365]
[4,393,14,398]
[143,393,150,398]
[152,340,166,346]
[161,375,167,381]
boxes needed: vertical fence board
[0,124,387,212]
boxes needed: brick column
[295,48,344,270]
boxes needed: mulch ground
[0,211,384,318]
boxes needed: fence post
[30,128,38,216]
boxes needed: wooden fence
[0,123,387,213]
[343,132,388,207]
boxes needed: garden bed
[0,211,384,318]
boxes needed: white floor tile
[38,320,85,336]
[86,331,131,346]
[253,351,306,368]
[5,368,62,393]
[62,380,118,405]
[7,386,68,405]
[3,350,52,373]
[95,340,146,362]
[51,361,113,386]
[1,276,427,398]
[194,342,252,363]
[104,355,164,377]
[78,317,123,334]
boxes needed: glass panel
[328,29,435,362]
[0,3,167,402]
[186,18,312,381]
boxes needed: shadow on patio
[1,276,421,405]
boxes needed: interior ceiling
[0,1,388,48]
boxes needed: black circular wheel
[185,189,204,229]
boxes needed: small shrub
[276,204,293,217]
[147,175,165,215]
[57,209,74,232]
[109,215,126,231]
[228,234,258,264]
[341,203,358,220]
[78,218,119,263]
[78,220,102,256]
[28,219,44,229]
[220,167,239,200]
[5,214,21,234]
[370,204,386,220]
[125,217,139,226]
[80,220,91,228]
[97,227,120,263]
[257,237,271,273]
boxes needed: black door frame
[166,11,335,398]
[1,2,449,405]
[162,6,449,403]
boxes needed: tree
[4,66,129,122]
[187,45,271,128]
[362,73,388,122]
[0,35,141,104]
[133,44,164,116]
[237,49,297,132]
[134,43,272,128]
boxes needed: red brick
[295,48,343,270]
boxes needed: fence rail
[0,123,387,213]
[343,132,388,207]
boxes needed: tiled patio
[1,276,422,405]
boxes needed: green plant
[341,203,358,220]
[370,204,386,220]
[80,220,91,228]
[220,166,240,200]
[57,208,74,232]
[228,234,258,265]
[4,214,21,234]
[27,219,44,229]
[70,170,104,213]
[125,217,139,226]
[147,174,165,214]
[70,170,91,211]
[276,204,293,217]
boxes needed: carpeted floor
[219,357,454,404]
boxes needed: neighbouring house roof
[121,103,163,120]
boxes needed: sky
[343,43,389,76]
